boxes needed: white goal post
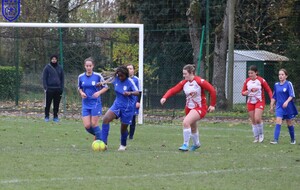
[0,22,144,124]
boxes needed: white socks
[257,123,264,135]
[183,128,201,146]
[183,128,191,145]
[191,130,200,146]
[252,123,263,137]
[252,124,259,138]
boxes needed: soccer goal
[0,22,144,124]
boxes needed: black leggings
[45,90,62,118]
[129,115,136,138]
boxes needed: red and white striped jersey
[242,76,272,104]
[162,76,216,109]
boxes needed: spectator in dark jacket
[42,55,64,122]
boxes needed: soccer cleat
[291,140,296,145]
[101,143,108,151]
[189,144,201,151]
[259,134,264,143]
[44,117,49,122]
[53,117,60,122]
[118,145,127,151]
[270,140,278,144]
[253,137,259,143]
[179,144,189,151]
[101,144,108,151]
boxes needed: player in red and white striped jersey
[160,64,216,151]
[242,65,273,143]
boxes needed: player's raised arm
[160,81,185,105]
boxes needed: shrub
[0,66,23,100]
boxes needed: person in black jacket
[42,55,64,122]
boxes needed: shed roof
[234,50,289,62]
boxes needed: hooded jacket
[42,55,64,91]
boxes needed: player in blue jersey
[127,64,141,140]
[270,69,298,144]
[100,65,140,151]
[78,57,109,143]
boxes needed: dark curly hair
[115,65,129,78]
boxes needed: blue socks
[85,127,95,135]
[121,130,128,146]
[274,124,296,142]
[274,124,281,141]
[101,123,129,147]
[93,126,102,140]
[102,123,110,144]
[288,125,295,141]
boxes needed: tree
[0,0,116,72]
[212,0,231,110]
[115,0,193,93]
[186,0,206,77]
[111,29,139,67]
[279,0,300,94]
[235,0,288,52]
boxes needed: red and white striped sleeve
[162,80,186,99]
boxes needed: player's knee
[182,120,191,128]
[91,122,98,127]
[84,124,91,129]
[102,116,112,124]
[286,120,293,126]
[254,119,261,124]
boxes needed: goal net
[0,22,144,124]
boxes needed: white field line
[122,149,300,158]
[1,166,299,184]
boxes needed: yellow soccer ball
[92,140,106,151]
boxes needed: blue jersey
[130,76,140,114]
[130,76,141,102]
[273,80,298,118]
[131,76,140,93]
[78,72,108,109]
[112,77,139,109]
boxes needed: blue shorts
[276,107,296,120]
[134,107,139,115]
[110,103,135,125]
[82,104,102,117]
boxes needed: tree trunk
[58,0,70,23]
[58,0,70,39]
[212,0,230,110]
[186,0,205,77]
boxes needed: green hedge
[0,66,23,100]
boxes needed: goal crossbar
[0,22,143,29]
[0,22,144,124]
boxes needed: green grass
[0,116,299,190]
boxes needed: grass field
[0,116,299,190]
